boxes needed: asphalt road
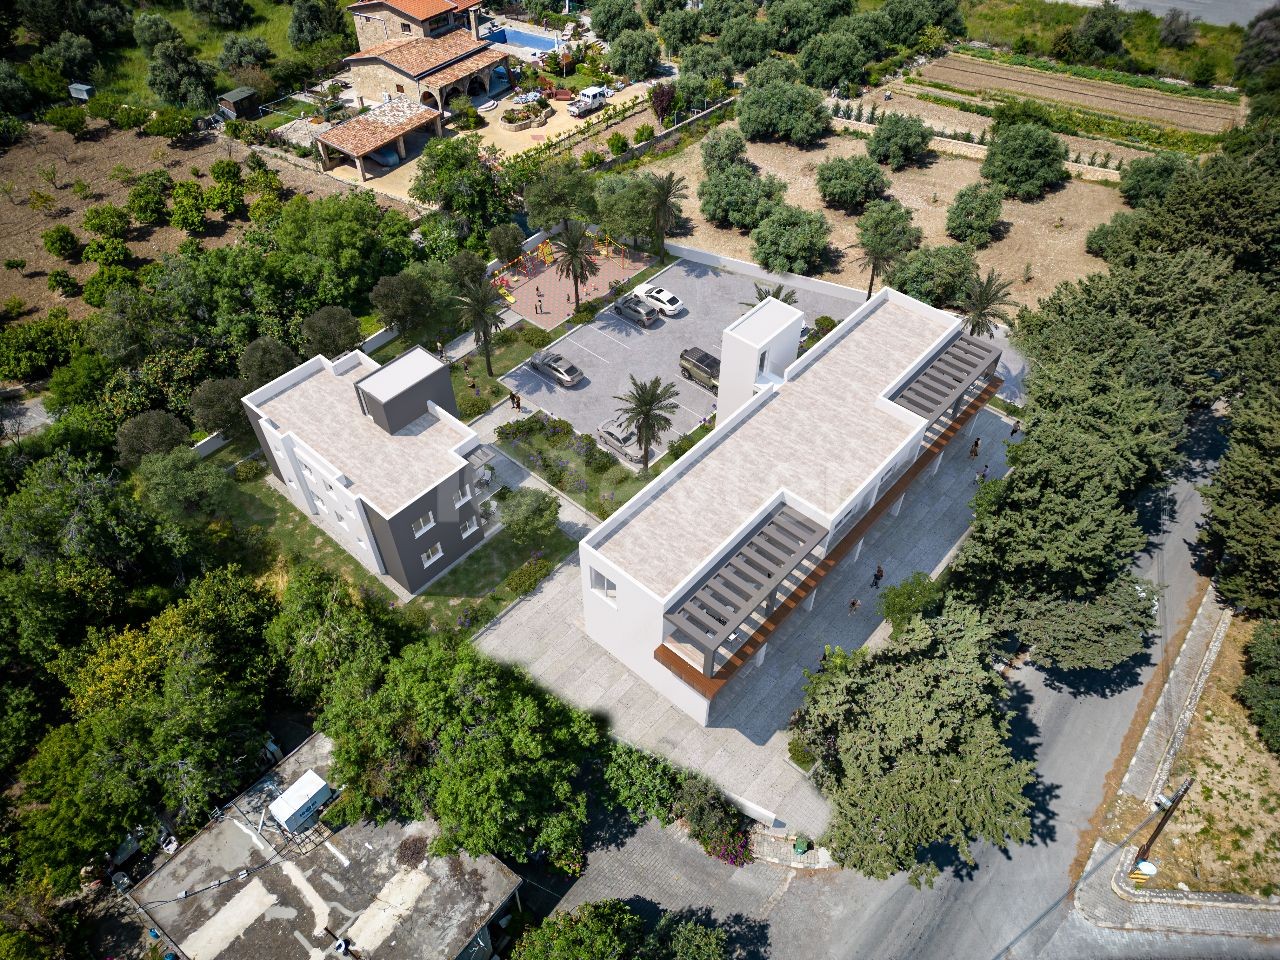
[561,413,1264,958]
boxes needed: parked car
[635,284,684,317]
[529,351,583,387]
[679,347,720,393]
[597,415,648,464]
[613,294,658,327]
[368,146,400,168]
[567,86,608,117]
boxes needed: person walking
[969,437,981,459]
[1011,419,1021,438]
[848,598,861,615]
[508,390,518,409]
[975,464,989,484]
[468,377,479,397]
[871,564,884,589]
[513,392,522,411]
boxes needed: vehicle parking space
[500,259,864,463]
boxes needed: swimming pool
[487,27,558,52]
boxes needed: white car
[635,284,684,317]
[597,415,648,464]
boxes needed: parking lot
[500,260,864,462]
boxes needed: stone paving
[472,406,1015,838]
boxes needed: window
[315,497,328,512]
[461,516,480,538]
[399,21,411,33]
[421,542,443,568]
[395,83,405,93]
[453,484,473,508]
[757,351,767,374]
[411,511,435,537]
[590,568,616,601]
[301,462,313,477]
[335,512,346,527]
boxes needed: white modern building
[578,289,1002,725]
[242,346,495,596]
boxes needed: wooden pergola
[316,95,442,181]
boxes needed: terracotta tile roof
[427,46,507,91]
[346,31,490,79]
[349,0,470,21]
[317,96,440,157]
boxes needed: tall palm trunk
[865,263,878,299]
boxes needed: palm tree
[614,375,680,474]
[552,219,600,310]
[858,247,898,300]
[961,269,1017,338]
[739,282,799,308]
[452,273,506,377]
[645,171,688,263]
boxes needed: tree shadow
[1005,679,1059,848]
[622,898,773,960]
[1039,647,1153,699]
[583,792,642,855]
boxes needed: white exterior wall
[256,417,387,577]
[717,299,805,423]
[578,542,712,725]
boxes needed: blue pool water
[487,27,558,52]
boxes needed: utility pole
[1129,777,1193,884]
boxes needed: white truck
[567,85,608,118]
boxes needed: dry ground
[645,126,1126,307]
[0,121,417,322]
[1102,619,1280,898]
[920,54,1243,133]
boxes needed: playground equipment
[536,240,554,264]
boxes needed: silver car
[597,415,648,464]
[529,351,583,387]
[613,294,658,327]
[636,284,684,317]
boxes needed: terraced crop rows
[920,54,1242,133]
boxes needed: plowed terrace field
[920,54,1242,133]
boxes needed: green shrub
[603,741,685,825]
[815,155,888,212]
[82,265,137,308]
[866,112,932,170]
[607,130,630,155]
[813,315,836,335]
[495,414,546,442]
[456,393,490,420]
[234,458,267,482]
[877,571,945,638]
[945,183,1003,247]
[490,327,518,348]
[0,307,81,381]
[787,737,816,770]
[587,443,618,473]
[634,122,655,143]
[83,237,129,266]
[522,325,556,348]
[981,123,1069,201]
[667,432,697,460]
[82,203,130,239]
[675,775,754,866]
[544,416,575,446]
[582,149,605,168]
[47,269,77,297]
[501,556,555,596]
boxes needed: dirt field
[1102,619,1280,897]
[645,125,1126,308]
[920,54,1243,134]
[0,121,418,322]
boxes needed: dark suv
[679,348,719,393]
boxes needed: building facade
[343,0,509,112]
[242,347,492,596]
[578,290,1002,725]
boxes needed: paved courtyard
[499,259,865,462]
[473,404,1015,837]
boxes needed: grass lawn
[258,98,320,130]
[959,0,1244,85]
[498,418,712,517]
[224,474,391,597]
[414,524,578,628]
[93,0,361,108]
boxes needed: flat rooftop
[255,353,469,517]
[133,735,520,960]
[593,295,956,598]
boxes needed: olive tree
[981,123,1069,201]
[867,112,932,170]
[945,182,1003,246]
[816,155,888,213]
[751,204,830,275]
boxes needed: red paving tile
[493,241,655,330]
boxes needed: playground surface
[492,236,654,330]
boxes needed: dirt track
[920,54,1242,133]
